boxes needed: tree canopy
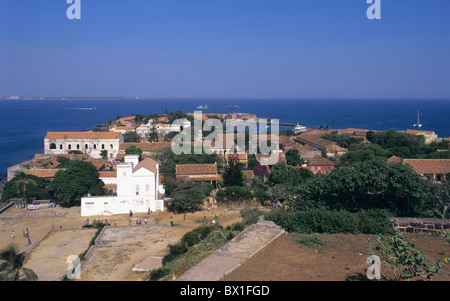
[1,173,50,203]
[166,181,212,213]
[48,160,105,207]
[289,160,434,217]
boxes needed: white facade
[44,132,123,160]
[81,155,164,216]
[136,120,153,139]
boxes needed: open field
[220,232,450,281]
[0,204,243,281]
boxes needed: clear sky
[0,0,449,99]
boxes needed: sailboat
[413,110,422,128]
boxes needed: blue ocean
[0,98,449,176]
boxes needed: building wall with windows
[81,155,164,216]
[44,132,123,159]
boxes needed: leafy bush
[148,267,170,281]
[265,209,393,234]
[370,229,443,280]
[240,207,265,225]
[162,226,214,265]
[299,235,325,247]
[216,186,253,204]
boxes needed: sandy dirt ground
[0,204,244,281]
[23,228,97,281]
[221,232,450,281]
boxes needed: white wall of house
[44,137,122,159]
[81,155,163,216]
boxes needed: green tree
[0,244,38,281]
[12,171,37,201]
[148,126,159,142]
[125,145,143,161]
[49,160,104,207]
[371,229,443,281]
[223,154,244,187]
[123,130,140,142]
[167,181,212,213]
[100,149,108,159]
[291,160,433,217]
[285,149,304,166]
[1,174,50,203]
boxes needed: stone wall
[391,217,450,235]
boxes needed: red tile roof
[406,129,436,135]
[133,157,159,174]
[304,155,335,166]
[176,164,218,176]
[99,171,117,178]
[45,132,120,140]
[403,159,450,175]
[26,169,59,178]
[119,142,171,152]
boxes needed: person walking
[11,230,15,239]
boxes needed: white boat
[196,104,209,110]
[293,123,307,133]
[413,110,422,128]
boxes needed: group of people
[129,216,148,225]
[11,228,31,244]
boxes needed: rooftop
[176,163,218,176]
[45,132,121,140]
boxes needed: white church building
[81,155,164,216]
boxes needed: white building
[44,132,123,160]
[135,120,154,140]
[81,155,164,216]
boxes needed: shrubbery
[265,209,393,235]
[162,225,215,265]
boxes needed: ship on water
[413,110,422,128]
[227,104,240,109]
[196,104,209,110]
[293,123,307,133]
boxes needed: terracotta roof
[133,157,159,174]
[119,142,171,152]
[296,132,336,150]
[114,126,135,130]
[445,137,450,142]
[406,129,436,135]
[26,169,59,178]
[99,171,117,178]
[104,184,117,190]
[387,156,403,164]
[45,132,120,140]
[304,155,335,166]
[176,164,218,176]
[403,159,450,175]
[54,154,87,160]
[87,158,115,170]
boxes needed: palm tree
[13,171,37,201]
[0,244,38,281]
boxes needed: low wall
[392,217,450,235]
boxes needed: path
[176,217,285,281]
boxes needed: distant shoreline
[2,97,450,101]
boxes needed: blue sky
[0,0,449,98]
